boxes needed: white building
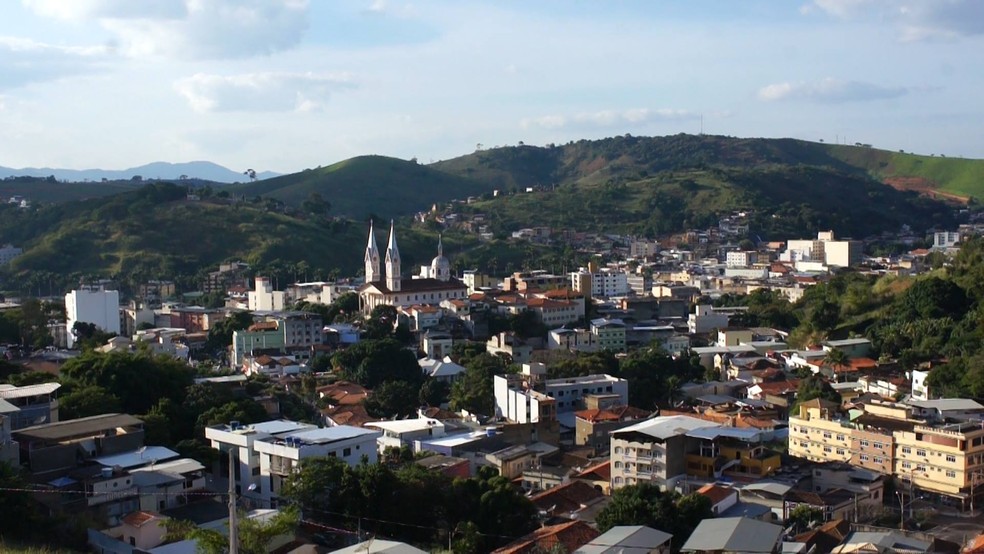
[781,231,861,268]
[570,267,630,298]
[688,304,729,334]
[725,251,758,268]
[911,368,931,401]
[66,287,121,348]
[254,426,380,506]
[610,415,720,491]
[494,367,629,423]
[248,277,286,312]
[0,244,23,265]
[204,420,316,503]
[934,231,961,249]
[365,418,446,453]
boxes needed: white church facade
[358,221,467,314]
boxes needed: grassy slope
[822,144,984,199]
[0,179,140,203]
[226,155,495,219]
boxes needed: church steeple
[385,220,402,291]
[364,220,381,283]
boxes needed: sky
[0,0,982,173]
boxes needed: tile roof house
[491,521,601,554]
[317,381,371,406]
[530,480,607,520]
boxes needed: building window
[614,447,622,454]
[902,461,911,469]
[874,442,884,449]
[901,447,911,454]
[946,454,957,463]
[823,432,832,439]
[859,440,870,447]
[836,434,845,441]
[823,446,832,453]
[344,447,352,457]
[916,449,926,457]
[947,470,956,478]
[860,454,869,461]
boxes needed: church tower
[364,220,381,283]
[430,234,451,282]
[385,220,402,292]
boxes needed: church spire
[437,233,443,257]
[364,220,380,283]
[385,220,401,291]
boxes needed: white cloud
[22,0,187,20]
[808,0,984,41]
[23,0,310,60]
[173,71,355,113]
[521,108,697,130]
[0,36,111,89]
[757,78,909,103]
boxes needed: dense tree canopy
[596,483,712,548]
[332,338,421,389]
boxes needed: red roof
[491,521,600,554]
[530,481,604,515]
[122,511,162,528]
[574,405,653,423]
[574,460,611,482]
[321,404,377,427]
[317,381,371,405]
[697,483,737,506]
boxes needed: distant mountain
[0,161,279,183]
[226,155,495,220]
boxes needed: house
[322,404,378,428]
[529,480,607,521]
[365,418,447,453]
[680,516,783,553]
[317,381,370,406]
[421,330,454,359]
[491,520,601,554]
[418,356,467,383]
[684,426,781,480]
[204,419,316,502]
[573,525,673,554]
[87,511,170,553]
[13,413,145,480]
[0,382,61,429]
[253,426,381,506]
[572,460,612,495]
[822,338,872,359]
[130,458,208,512]
[487,332,533,363]
[782,489,858,523]
[697,483,739,515]
[414,454,470,479]
[792,518,851,554]
[575,404,654,454]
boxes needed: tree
[788,504,824,533]
[363,381,420,419]
[244,168,257,182]
[60,385,122,420]
[596,483,711,546]
[793,374,841,411]
[450,353,508,415]
[302,192,331,216]
[822,348,850,373]
[419,378,450,407]
[332,338,421,389]
[206,310,254,353]
[164,506,298,554]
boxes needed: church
[358,221,468,314]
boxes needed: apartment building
[685,427,781,480]
[230,312,323,368]
[610,415,720,491]
[789,398,984,508]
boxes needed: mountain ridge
[0,160,279,184]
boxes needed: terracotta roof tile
[697,483,737,506]
[574,460,610,482]
[491,521,600,554]
[530,481,604,515]
[122,511,161,528]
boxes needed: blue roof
[47,476,77,487]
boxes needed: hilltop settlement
[4,142,984,553]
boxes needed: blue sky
[0,0,981,173]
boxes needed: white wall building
[688,304,729,334]
[725,251,758,268]
[254,426,380,506]
[911,368,931,401]
[934,231,961,249]
[248,277,286,312]
[365,418,446,453]
[570,268,630,298]
[204,420,316,503]
[66,288,121,348]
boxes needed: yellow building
[894,421,984,501]
[788,399,852,464]
[685,427,781,479]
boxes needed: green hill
[0,176,142,203]
[226,155,495,219]
[432,134,984,201]
[0,183,476,289]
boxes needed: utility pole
[228,450,238,554]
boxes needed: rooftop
[15,413,143,442]
[680,517,783,553]
[365,418,443,434]
[573,525,673,554]
[0,382,61,399]
[612,415,720,441]
[262,425,378,446]
[130,458,205,475]
[93,446,180,469]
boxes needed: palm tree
[823,347,850,374]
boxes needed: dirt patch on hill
[883,176,969,204]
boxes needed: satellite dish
[136,446,147,456]
[247,483,258,492]
[32,415,47,425]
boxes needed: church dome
[431,255,451,281]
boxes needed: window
[901,447,911,454]
[901,461,911,469]
[837,434,845,441]
[823,446,832,453]
[859,440,870,447]
[823,432,832,439]
[875,457,883,464]
[344,447,352,457]
[860,454,869,461]
[946,454,957,463]
[947,470,957,478]
[252,466,261,476]
[874,442,884,450]
[916,449,927,457]
[614,447,622,454]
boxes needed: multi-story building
[782,231,861,268]
[574,398,653,454]
[205,419,317,501]
[66,287,121,348]
[527,298,581,328]
[934,231,961,249]
[0,382,60,429]
[788,399,853,464]
[254,426,380,507]
[685,427,781,480]
[570,267,630,298]
[625,273,652,296]
[365,418,447,453]
[230,312,323,368]
[688,304,730,334]
[494,364,628,423]
[247,277,287,312]
[486,332,532,363]
[725,250,758,268]
[610,415,720,490]
[590,318,627,352]
[894,421,984,501]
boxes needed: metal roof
[93,446,180,469]
[574,525,672,554]
[15,413,142,441]
[613,415,720,440]
[680,517,783,553]
[131,458,205,475]
[0,382,61,399]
